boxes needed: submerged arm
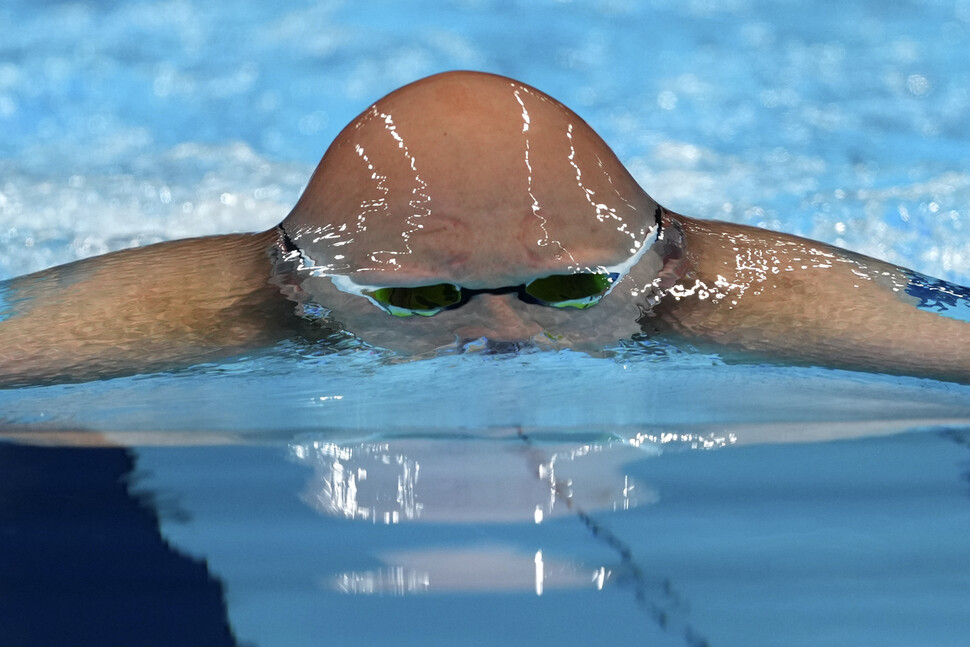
[650,214,970,382]
[0,231,298,386]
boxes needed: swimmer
[1,71,968,386]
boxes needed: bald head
[282,71,659,288]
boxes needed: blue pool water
[2,1,970,645]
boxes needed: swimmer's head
[278,71,668,353]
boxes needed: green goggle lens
[523,273,614,309]
[363,284,462,317]
[361,273,617,317]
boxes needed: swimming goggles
[330,272,621,317]
[280,206,661,317]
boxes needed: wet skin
[1,71,968,386]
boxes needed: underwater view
[2,1,970,646]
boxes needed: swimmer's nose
[455,293,543,341]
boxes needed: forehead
[283,72,657,286]
[340,210,653,288]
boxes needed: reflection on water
[289,430,693,620]
[7,421,969,647]
[289,432,656,525]
[292,441,423,524]
[286,427,712,634]
[329,546,610,596]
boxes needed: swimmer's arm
[654,216,970,382]
[0,231,296,386]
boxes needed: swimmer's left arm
[652,215,970,382]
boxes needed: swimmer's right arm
[0,231,297,387]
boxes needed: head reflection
[289,434,652,525]
[290,433,653,596]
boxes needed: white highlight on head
[511,81,655,275]
[512,84,574,264]
[322,105,434,272]
[564,122,647,258]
